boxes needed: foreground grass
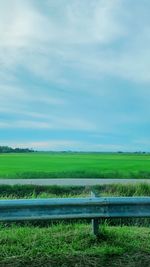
[0,152,150,178]
[0,223,150,267]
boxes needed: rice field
[0,152,150,179]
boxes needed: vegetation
[0,146,34,154]
[0,152,150,178]
[0,183,150,266]
[0,224,150,267]
[0,183,150,198]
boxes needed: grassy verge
[0,183,150,266]
[0,223,150,267]
[0,183,150,198]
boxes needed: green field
[0,183,150,267]
[0,152,150,178]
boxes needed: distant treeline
[0,146,34,153]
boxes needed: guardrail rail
[0,195,150,236]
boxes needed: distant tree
[0,146,34,153]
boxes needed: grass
[0,152,150,178]
[0,223,150,267]
[0,183,150,198]
[0,184,150,266]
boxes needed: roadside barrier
[0,195,150,236]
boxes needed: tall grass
[0,183,150,198]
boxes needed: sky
[0,0,150,152]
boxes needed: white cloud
[15,140,81,150]
[0,0,125,79]
[0,116,96,131]
[1,0,149,86]
[0,84,65,115]
[0,0,47,48]
[43,0,124,44]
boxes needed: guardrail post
[91,192,99,237]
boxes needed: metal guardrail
[0,196,150,235]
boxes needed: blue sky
[0,0,150,151]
